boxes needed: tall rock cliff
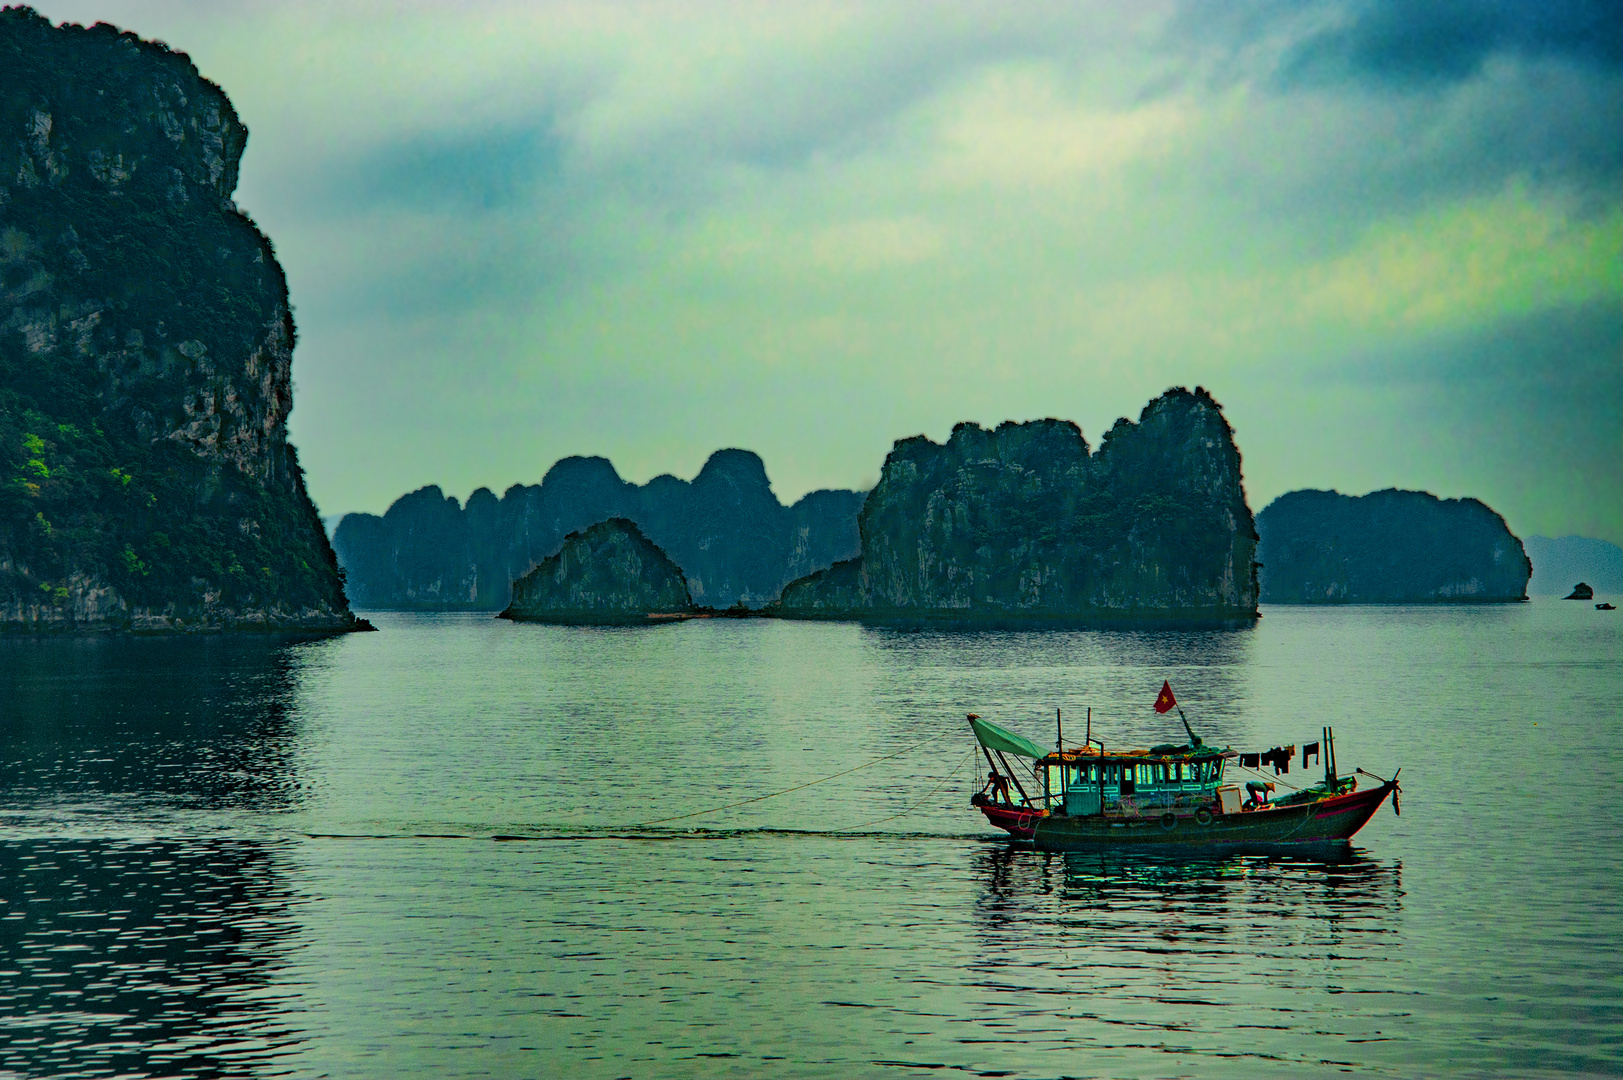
[332,449,865,610]
[498,518,695,625]
[774,388,1260,624]
[1255,489,1531,603]
[0,10,353,631]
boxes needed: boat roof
[968,714,1235,765]
[1041,745,1238,764]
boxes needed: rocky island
[1524,536,1623,596]
[773,387,1260,625]
[498,518,694,625]
[0,10,355,632]
[1255,488,1531,603]
[333,449,863,611]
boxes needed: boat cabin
[1037,748,1235,816]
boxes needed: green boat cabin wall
[1043,757,1228,816]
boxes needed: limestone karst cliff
[498,518,695,625]
[1255,489,1531,603]
[773,387,1260,624]
[332,449,864,610]
[0,9,353,631]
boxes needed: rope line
[628,729,959,828]
[839,747,977,832]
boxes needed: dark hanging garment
[1304,742,1319,766]
[1240,753,1260,768]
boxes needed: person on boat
[979,771,1013,804]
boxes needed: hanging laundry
[1303,742,1320,766]
[1259,746,1293,774]
[1240,752,1260,768]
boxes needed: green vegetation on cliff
[499,518,695,625]
[0,8,351,630]
[774,387,1259,624]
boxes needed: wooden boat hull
[971,796,1042,840]
[1026,781,1396,852]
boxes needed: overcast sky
[32,1,1623,543]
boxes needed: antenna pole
[1177,707,1197,745]
[1057,707,1063,754]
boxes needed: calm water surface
[1,599,1619,1078]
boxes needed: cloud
[1320,298,1623,542]
[23,1,1623,546]
[325,125,565,214]
[1279,0,1623,87]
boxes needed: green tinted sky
[34,2,1623,543]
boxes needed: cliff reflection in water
[0,837,305,1078]
[0,635,331,814]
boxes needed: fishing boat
[968,706,1399,853]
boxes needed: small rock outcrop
[333,450,864,610]
[1255,489,1531,603]
[0,9,354,632]
[773,387,1260,624]
[1565,583,1594,600]
[1525,535,1623,595]
[498,518,695,625]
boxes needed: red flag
[1154,680,1176,714]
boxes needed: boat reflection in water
[965,843,1409,1071]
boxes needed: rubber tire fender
[1194,806,1213,826]
[1159,811,1177,830]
